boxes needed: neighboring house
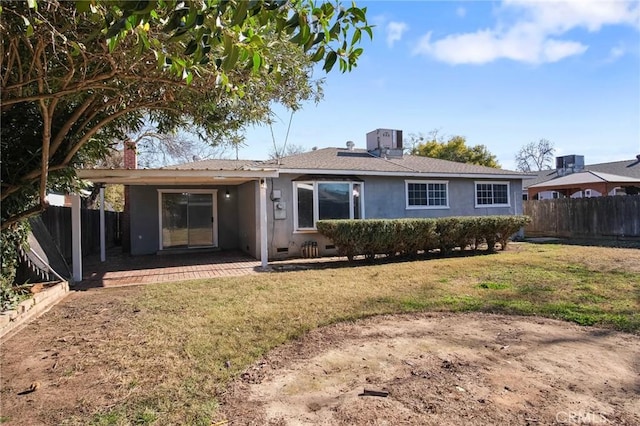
[78,129,531,264]
[523,154,640,200]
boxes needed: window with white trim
[293,181,363,230]
[475,181,510,207]
[405,180,449,209]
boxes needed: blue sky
[236,0,640,170]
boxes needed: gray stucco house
[78,129,530,265]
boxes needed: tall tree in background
[410,131,500,168]
[129,126,233,168]
[1,0,372,231]
[268,143,307,160]
[515,139,555,172]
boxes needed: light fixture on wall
[225,187,230,199]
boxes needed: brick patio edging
[0,281,69,341]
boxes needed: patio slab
[77,250,263,289]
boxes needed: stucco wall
[129,186,160,255]
[128,185,243,255]
[127,175,524,259]
[266,174,524,259]
[237,181,259,259]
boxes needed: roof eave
[77,168,279,185]
[277,168,530,179]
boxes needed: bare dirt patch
[0,287,144,425]
[223,313,640,425]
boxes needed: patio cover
[77,167,278,185]
[69,167,279,281]
[527,170,640,198]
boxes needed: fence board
[40,206,121,261]
[523,196,640,239]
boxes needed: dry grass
[48,243,640,424]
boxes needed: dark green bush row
[316,215,531,260]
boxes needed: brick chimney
[123,140,137,169]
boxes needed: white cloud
[607,44,626,61]
[505,0,640,32]
[414,25,587,65]
[414,0,639,65]
[386,21,409,48]
[542,39,588,62]
[371,14,389,28]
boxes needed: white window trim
[157,189,219,250]
[292,181,365,232]
[405,180,450,210]
[474,181,511,208]
[292,181,316,232]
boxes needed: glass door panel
[162,193,189,249]
[161,192,215,249]
[187,193,213,247]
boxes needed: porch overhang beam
[77,168,279,185]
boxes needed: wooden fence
[40,206,121,261]
[523,196,640,239]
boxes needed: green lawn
[72,243,639,425]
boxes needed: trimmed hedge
[316,215,531,261]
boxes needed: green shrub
[317,215,530,261]
[1,221,30,311]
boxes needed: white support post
[71,194,83,282]
[259,178,268,269]
[99,186,106,262]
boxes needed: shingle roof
[164,159,263,171]
[528,170,640,188]
[165,148,530,178]
[265,148,527,177]
[522,158,640,189]
[586,159,640,178]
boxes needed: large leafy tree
[410,132,500,168]
[0,0,372,231]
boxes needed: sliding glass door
[160,191,217,249]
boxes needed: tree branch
[0,203,47,231]
[49,94,97,158]
[62,103,157,165]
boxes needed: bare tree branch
[515,139,555,172]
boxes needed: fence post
[100,186,106,262]
[71,194,83,282]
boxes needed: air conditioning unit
[366,129,403,158]
[556,154,585,176]
[366,129,402,150]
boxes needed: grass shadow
[526,237,640,249]
[268,247,501,273]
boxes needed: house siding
[129,185,245,255]
[266,174,524,259]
